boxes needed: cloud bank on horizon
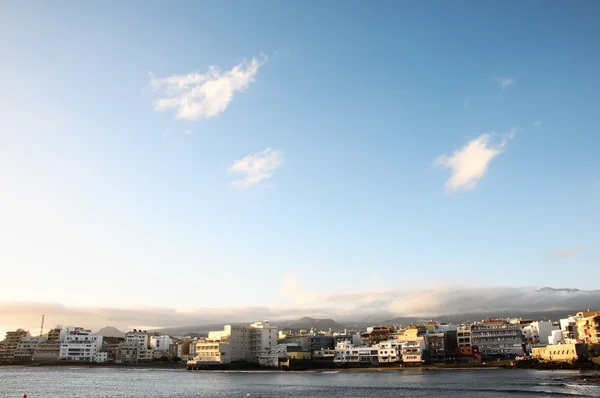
[2,287,598,334]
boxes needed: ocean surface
[0,367,599,397]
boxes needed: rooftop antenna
[40,315,45,337]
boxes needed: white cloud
[552,246,583,258]
[228,148,283,188]
[500,78,514,90]
[370,274,381,282]
[183,129,192,135]
[150,56,266,121]
[433,129,515,192]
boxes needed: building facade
[59,327,103,361]
[13,337,40,362]
[471,320,524,359]
[576,312,600,344]
[33,341,62,362]
[532,343,586,362]
[0,329,31,363]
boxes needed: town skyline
[1,2,599,340]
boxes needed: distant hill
[96,326,125,338]
[285,317,344,331]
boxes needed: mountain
[284,317,344,331]
[96,326,125,338]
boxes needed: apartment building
[46,326,67,342]
[59,327,103,361]
[13,337,40,362]
[576,311,600,344]
[377,340,401,364]
[189,321,279,366]
[333,341,378,366]
[0,329,30,363]
[471,319,524,359]
[33,341,62,361]
[425,332,445,362]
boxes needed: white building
[548,329,564,345]
[149,335,172,352]
[401,340,425,363]
[560,316,581,342]
[126,330,150,347]
[189,321,279,366]
[378,340,401,363]
[333,341,379,366]
[59,327,103,361]
[522,321,558,344]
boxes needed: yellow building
[47,327,63,341]
[531,343,584,362]
[576,311,600,344]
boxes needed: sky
[1,0,599,336]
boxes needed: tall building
[122,330,153,362]
[189,320,278,366]
[471,319,524,359]
[59,327,103,361]
[0,329,30,363]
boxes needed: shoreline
[2,362,598,373]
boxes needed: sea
[0,367,599,397]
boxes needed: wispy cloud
[500,78,514,90]
[433,129,516,192]
[228,148,283,188]
[150,56,266,121]
[497,77,514,98]
[532,121,542,127]
[462,100,470,109]
[552,246,583,258]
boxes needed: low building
[190,339,231,365]
[59,327,103,361]
[13,337,40,362]
[333,341,379,366]
[93,352,108,363]
[281,334,335,352]
[532,343,586,362]
[33,341,62,362]
[0,329,31,363]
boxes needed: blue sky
[1,1,599,332]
